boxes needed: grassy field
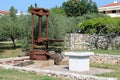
[92,49,120,55]
[91,63,120,80]
[0,41,22,58]
[0,48,22,58]
[66,49,120,55]
[0,69,61,80]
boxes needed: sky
[0,0,119,12]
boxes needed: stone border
[0,64,117,80]
[90,54,120,64]
[0,56,29,61]
[0,56,29,64]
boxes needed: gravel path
[40,65,114,75]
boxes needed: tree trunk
[94,34,99,49]
[10,36,16,49]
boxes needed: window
[112,10,116,13]
[103,11,105,14]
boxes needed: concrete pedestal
[64,52,94,72]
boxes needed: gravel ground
[24,59,114,75]
[26,63,114,75]
[41,65,114,75]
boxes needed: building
[0,10,29,16]
[0,10,10,15]
[98,0,120,17]
[16,11,29,16]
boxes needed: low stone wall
[90,54,120,64]
[0,56,29,65]
[65,33,120,50]
[0,64,116,80]
[65,34,89,50]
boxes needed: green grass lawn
[0,69,61,80]
[66,49,120,55]
[91,63,120,80]
[0,41,22,58]
[0,48,22,58]
[90,47,120,80]
[92,49,120,55]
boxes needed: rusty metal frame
[30,8,50,60]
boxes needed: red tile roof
[0,10,10,15]
[100,2,120,8]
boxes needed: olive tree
[0,15,22,48]
[0,6,22,48]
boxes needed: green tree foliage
[79,17,120,34]
[62,0,98,17]
[17,15,32,50]
[0,16,21,48]
[107,18,120,34]
[50,6,66,16]
[28,5,33,13]
[34,3,38,8]
[0,6,22,48]
[48,13,75,39]
[79,17,108,34]
[78,17,120,49]
[0,14,34,50]
[91,2,98,13]
[9,6,17,20]
[74,13,109,29]
[27,3,38,12]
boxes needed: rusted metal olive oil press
[29,8,63,64]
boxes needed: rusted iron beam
[29,50,49,60]
[32,14,34,54]
[38,16,42,38]
[31,8,50,16]
[46,15,48,39]
[48,39,64,42]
